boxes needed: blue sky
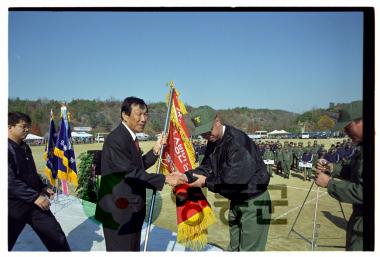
[8,11,363,113]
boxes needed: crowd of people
[250,139,357,181]
[193,137,357,183]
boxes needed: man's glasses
[16,124,31,130]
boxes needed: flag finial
[168,80,175,89]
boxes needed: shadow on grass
[67,218,103,251]
[142,225,177,251]
[290,172,307,181]
[321,211,347,230]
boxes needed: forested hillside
[8,97,362,137]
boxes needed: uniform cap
[190,106,217,136]
[334,102,363,130]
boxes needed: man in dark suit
[95,96,184,251]
[8,112,70,251]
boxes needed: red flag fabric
[161,87,215,250]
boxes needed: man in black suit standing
[95,96,184,251]
[8,112,71,251]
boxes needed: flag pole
[56,105,66,200]
[143,82,175,251]
[48,109,59,210]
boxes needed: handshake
[164,172,207,188]
[164,172,188,187]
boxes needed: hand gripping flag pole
[143,83,175,251]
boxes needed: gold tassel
[44,167,56,186]
[177,206,216,250]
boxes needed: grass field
[30,138,351,251]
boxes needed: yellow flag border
[161,85,216,250]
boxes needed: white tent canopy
[25,133,44,140]
[268,130,280,135]
[268,130,289,135]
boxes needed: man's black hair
[120,97,148,118]
[8,112,31,126]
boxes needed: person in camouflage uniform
[311,140,320,167]
[315,102,363,251]
[281,146,293,179]
[276,142,283,175]
[291,142,298,170]
[317,144,326,159]
[301,149,313,181]
[295,142,304,172]
[312,140,320,152]
[271,140,278,163]
[304,141,313,154]
[262,144,275,177]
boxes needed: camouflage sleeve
[327,178,363,205]
[331,163,352,180]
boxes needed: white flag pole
[143,82,175,251]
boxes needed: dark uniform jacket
[325,151,340,164]
[186,125,270,202]
[343,146,356,161]
[8,139,47,217]
[301,152,313,163]
[94,123,165,235]
[328,144,363,250]
[336,147,346,160]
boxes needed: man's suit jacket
[95,123,165,235]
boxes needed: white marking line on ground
[166,241,177,251]
[272,191,328,220]
[286,185,323,192]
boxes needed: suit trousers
[103,226,141,251]
[8,205,70,251]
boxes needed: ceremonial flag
[54,106,78,188]
[161,87,215,250]
[44,110,58,186]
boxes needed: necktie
[135,138,140,152]
[135,138,143,165]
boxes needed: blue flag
[54,113,78,187]
[44,111,58,186]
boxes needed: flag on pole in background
[161,87,215,250]
[54,106,78,189]
[44,110,58,186]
